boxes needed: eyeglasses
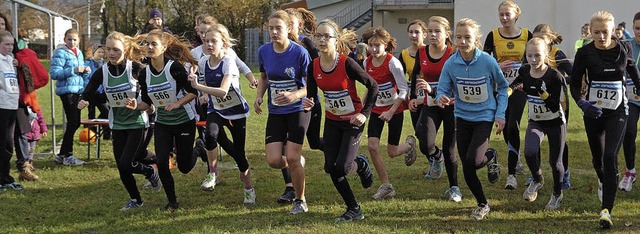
[314,34,337,40]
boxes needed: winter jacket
[85,58,104,93]
[26,109,46,141]
[49,44,89,95]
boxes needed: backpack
[16,48,49,93]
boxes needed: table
[80,119,109,160]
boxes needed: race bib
[212,88,242,110]
[375,81,398,107]
[105,83,135,107]
[503,62,522,84]
[527,95,559,121]
[324,90,355,115]
[626,79,640,102]
[148,82,177,107]
[269,80,300,106]
[425,82,439,107]
[2,72,18,94]
[456,76,489,103]
[588,81,623,110]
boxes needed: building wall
[454,0,639,58]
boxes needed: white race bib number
[425,82,439,107]
[106,83,136,107]
[324,90,355,115]
[212,88,241,110]
[2,72,18,94]
[527,95,559,121]
[503,62,522,84]
[456,76,489,103]
[269,80,300,106]
[148,82,177,107]
[626,79,640,102]
[588,81,623,110]
[375,82,398,107]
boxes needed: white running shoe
[201,173,219,191]
[618,170,636,192]
[445,186,462,202]
[505,174,518,190]
[545,192,563,210]
[63,155,85,166]
[471,204,490,221]
[243,188,256,205]
[523,180,544,202]
[372,184,396,200]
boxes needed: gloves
[577,99,603,119]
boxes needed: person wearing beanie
[140,8,172,34]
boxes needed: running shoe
[335,206,364,222]
[165,201,179,212]
[424,156,435,179]
[430,155,444,179]
[120,199,144,211]
[372,184,396,200]
[599,208,613,229]
[523,180,544,202]
[404,135,417,166]
[545,192,563,210]
[445,186,462,202]
[618,170,636,192]
[355,154,374,189]
[2,182,24,191]
[277,187,296,204]
[505,175,518,190]
[0,185,6,192]
[290,199,308,214]
[470,204,490,221]
[515,157,525,175]
[145,164,161,193]
[200,173,219,191]
[63,155,85,166]
[486,148,500,184]
[562,169,571,190]
[525,175,534,187]
[54,155,64,164]
[244,188,256,205]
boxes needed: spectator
[140,8,172,34]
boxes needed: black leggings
[155,120,197,203]
[416,105,458,187]
[504,90,526,175]
[456,118,493,206]
[622,104,639,170]
[523,121,566,195]
[584,113,627,212]
[306,102,324,151]
[204,112,249,172]
[367,112,404,146]
[0,109,16,185]
[323,119,364,209]
[59,93,81,156]
[112,128,150,201]
[410,105,424,132]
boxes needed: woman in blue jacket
[49,29,90,166]
[436,18,508,221]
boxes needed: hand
[124,98,138,110]
[164,103,180,112]
[416,79,432,94]
[378,110,394,122]
[198,95,208,105]
[249,79,258,89]
[498,61,513,73]
[76,66,85,73]
[84,67,91,74]
[254,97,263,115]
[577,99,603,119]
[302,97,314,111]
[494,118,506,135]
[408,99,420,112]
[438,95,451,108]
[274,91,297,105]
[12,59,18,67]
[77,100,89,109]
[188,73,200,88]
[350,113,366,127]
[41,132,48,138]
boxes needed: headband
[318,22,339,37]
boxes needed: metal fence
[244,28,270,67]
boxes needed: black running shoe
[164,201,179,212]
[356,154,374,189]
[335,206,364,222]
[277,187,296,204]
[486,148,500,184]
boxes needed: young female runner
[437,18,507,221]
[362,26,413,200]
[408,16,460,202]
[570,11,640,229]
[304,19,377,222]
[78,31,161,210]
[399,20,427,131]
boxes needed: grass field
[1,62,640,233]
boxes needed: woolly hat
[149,8,163,20]
[92,43,104,54]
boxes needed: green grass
[2,65,640,233]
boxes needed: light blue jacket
[436,48,509,122]
[85,58,104,93]
[50,44,89,95]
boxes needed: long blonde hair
[205,24,237,49]
[499,0,522,21]
[106,31,146,63]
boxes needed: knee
[266,156,283,169]
[286,155,301,167]
[367,141,379,154]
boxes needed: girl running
[362,26,413,200]
[255,10,310,214]
[399,20,427,131]
[619,12,640,192]
[571,11,640,229]
[189,24,255,204]
[78,31,161,210]
[513,38,566,210]
[304,19,377,222]
[408,16,460,201]
[126,29,199,211]
[437,18,507,221]
[483,0,532,190]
